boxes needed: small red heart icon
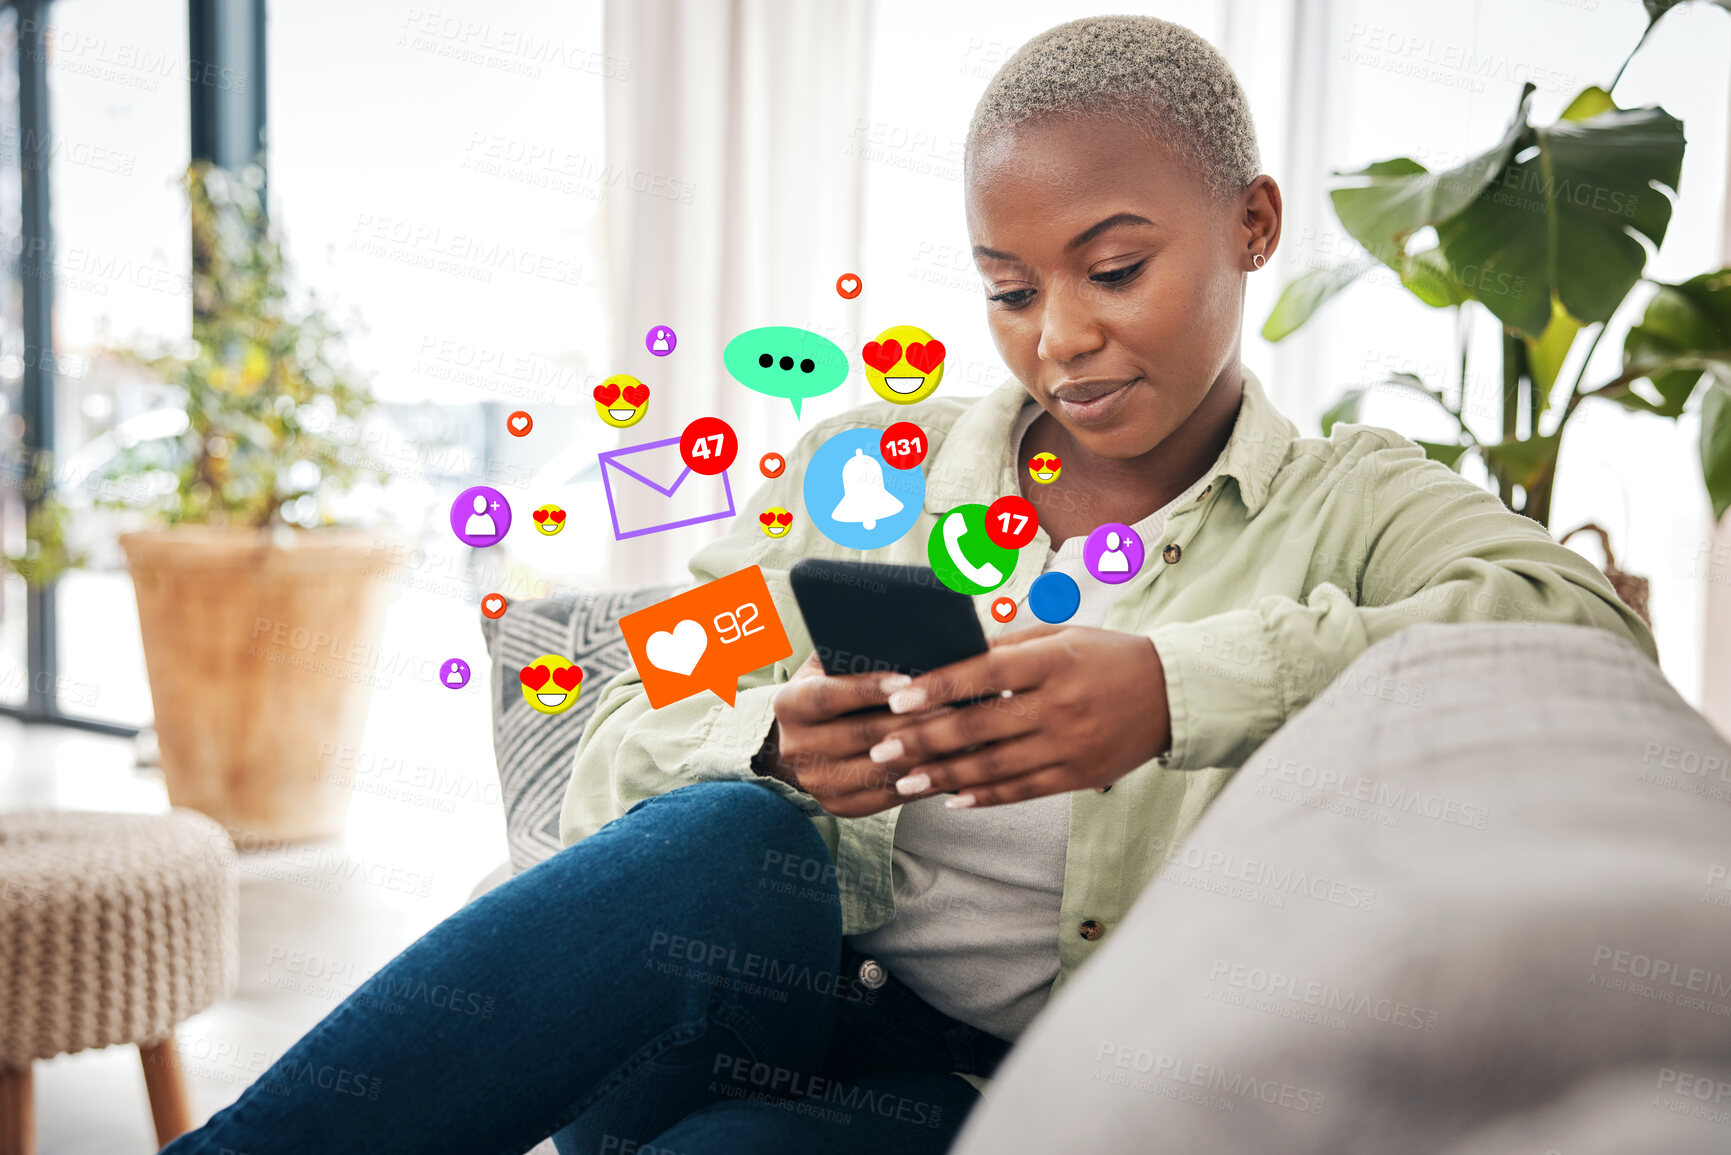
[862,339,903,373]
[593,384,621,406]
[552,665,582,691]
[533,509,548,522]
[520,665,551,690]
[775,511,792,526]
[550,509,566,523]
[759,511,775,525]
[905,340,945,374]
[622,384,649,407]
[1047,456,1062,470]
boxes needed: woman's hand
[867,624,1172,808]
[766,654,939,818]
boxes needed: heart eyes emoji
[595,373,651,428]
[759,506,793,538]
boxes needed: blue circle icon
[1028,572,1080,623]
[803,427,925,550]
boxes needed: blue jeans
[162,780,1012,1154]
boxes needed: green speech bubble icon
[723,326,848,418]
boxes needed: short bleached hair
[966,15,1261,202]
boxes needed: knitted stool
[0,809,238,1153]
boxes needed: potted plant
[1263,0,1731,623]
[89,159,396,842]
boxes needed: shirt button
[1162,543,1182,564]
[1079,919,1104,941]
[858,957,888,989]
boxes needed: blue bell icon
[829,448,904,532]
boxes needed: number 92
[713,602,763,644]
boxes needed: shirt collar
[924,365,1294,519]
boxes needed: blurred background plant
[1264,0,1731,535]
[97,159,383,529]
[1,159,383,589]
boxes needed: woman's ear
[1241,175,1283,270]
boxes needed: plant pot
[120,527,400,843]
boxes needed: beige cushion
[0,808,238,1065]
[954,623,1731,1154]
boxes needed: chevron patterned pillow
[480,586,681,874]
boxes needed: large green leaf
[1401,247,1470,308]
[1704,383,1731,520]
[1262,259,1376,341]
[1618,271,1731,416]
[1436,94,1684,338]
[1331,98,1533,269]
[1481,432,1562,491]
[1415,439,1472,470]
[1526,298,1585,410]
[1320,389,1366,437]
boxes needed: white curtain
[1703,90,1731,740]
[600,0,873,588]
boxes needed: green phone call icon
[928,504,1018,595]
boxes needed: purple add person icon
[1083,522,1145,585]
[440,658,471,689]
[451,486,511,547]
[645,325,677,356]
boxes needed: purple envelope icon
[598,435,737,540]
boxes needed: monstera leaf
[1331,110,1531,269]
[1437,87,1683,337]
[1614,271,1731,416]
[1704,384,1731,519]
[1261,258,1377,341]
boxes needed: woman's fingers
[773,664,910,727]
[886,636,1054,715]
[871,693,1041,770]
[946,765,1078,809]
[891,734,1060,800]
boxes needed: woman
[166,15,1653,1155]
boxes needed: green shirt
[560,367,1655,1033]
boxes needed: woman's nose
[1036,274,1105,365]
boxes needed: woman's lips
[1054,378,1139,426]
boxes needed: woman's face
[966,113,1279,460]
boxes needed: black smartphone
[789,559,988,681]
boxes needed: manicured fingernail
[880,673,912,693]
[896,772,930,796]
[888,688,927,714]
[869,738,903,764]
[944,793,976,809]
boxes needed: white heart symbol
[511,415,527,429]
[841,278,858,292]
[766,456,782,470]
[484,597,502,612]
[645,619,708,676]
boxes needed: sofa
[478,593,1731,1153]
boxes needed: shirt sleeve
[558,464,838,856]
[1147,437,1659,772]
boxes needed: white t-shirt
[843,401,1219,1041]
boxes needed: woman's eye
[1090,261,1145,286]
[987,288,1035,307]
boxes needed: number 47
[690,434,725,459]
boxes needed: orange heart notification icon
[991,597,1017,623]
[617,566,791,709]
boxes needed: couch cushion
[953,622,1731,1154]
[481,587,679,874]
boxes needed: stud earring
[1252,253,1266,269]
